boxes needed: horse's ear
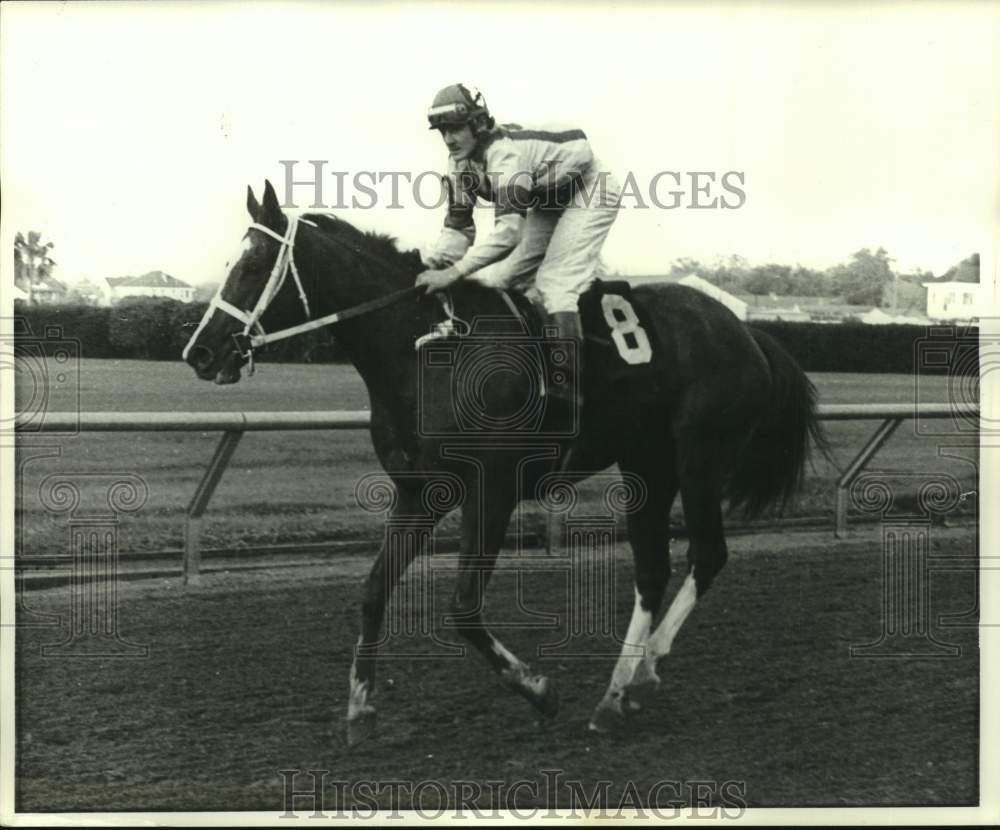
[261,179,282,223]
[247,185,261,221]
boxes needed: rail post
[834,417,904,538]
[184,429,245,585]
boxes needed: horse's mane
[302,212,423,273]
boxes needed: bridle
[183,215,422,374]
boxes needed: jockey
[415,83,621,407]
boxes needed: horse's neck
[304,231,427,390]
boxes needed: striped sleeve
[425,171,475,267]
[442,171,476,238]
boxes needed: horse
[183,180,827,746]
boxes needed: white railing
[15,403,979,583]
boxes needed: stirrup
[414,291,469,350]
[414,317,457,350]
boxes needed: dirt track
[16,524,979,812]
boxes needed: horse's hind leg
[449,476,559,719]
[590,453,677,732]
[642,432,728,681]
[347,484,443,746]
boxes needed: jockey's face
[439,124,477,160]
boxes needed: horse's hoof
[588,695,626,733]
[523,674,559,718]
[346,707,377,747]
[534,677,560,718]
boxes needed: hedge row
[13,298,348,363]
[748,320,976,375]
[13,299,974,374]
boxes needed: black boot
[546,311,584,412]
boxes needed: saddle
[417,278,661,389]
[415,280,659,434]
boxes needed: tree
[787,265,831,296]
[65,277,104,306]
[827,247,894,306]
[745,264,793,295]
[669,254,751,293]
[891,269,933,314]
[14,231,56,305]
[941,253,979,283]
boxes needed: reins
[190,214,424,373]
[237,284,424,350]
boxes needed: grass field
[15,359,979,557]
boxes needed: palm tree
[14,231,56,305]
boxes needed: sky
[1,1,998,292]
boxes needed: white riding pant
[469,162,621,314]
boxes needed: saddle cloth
[577,279,662,386]
[414,279,662,437]
[419,279,661,389]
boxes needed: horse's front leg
[347,485,441,746]
[448,481,559,719]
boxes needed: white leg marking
[489,636,555,710]
[589,589,652,729]
[606,588,653,693]
[490,636,533,687]
[347,635,374,720]
[647,569,698,661]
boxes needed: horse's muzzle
[186,343,244,384]
[186,345,219,381]
[214,363,243,385]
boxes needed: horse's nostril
[187,344,214,369]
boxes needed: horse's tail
[725,329,830,520]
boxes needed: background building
[922,254,985,321]
[104,271,195,304]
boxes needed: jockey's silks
[427,122,621,315]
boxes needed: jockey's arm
[430,145,532,278]
[450,209,524,278]
[423,175,476,268]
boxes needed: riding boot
[547,310,585,412]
